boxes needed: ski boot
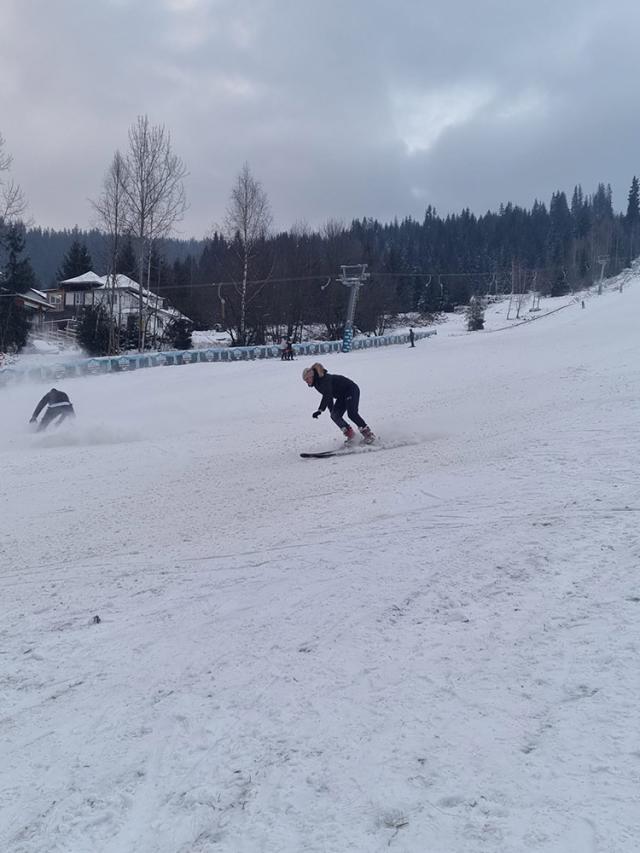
[359,425,376,445]
[342,425,356,444]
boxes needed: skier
[302,362,375,443]
[281,340,294,361]
[29,388,75,431]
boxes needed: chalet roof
[97,274,153,297]
[59,271,104,287]
[9,288,54,310]
[26,289,53,308]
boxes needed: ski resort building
[47,271,191,339]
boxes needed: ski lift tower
[597,254,609,295]
[339,264,370,352]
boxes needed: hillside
[1,276,638,852]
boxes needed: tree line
[24,177,640,349]
[121,177,640,345]
[3,117,640,353]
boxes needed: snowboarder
[302,362,375,443]
[29,388,75,431]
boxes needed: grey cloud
[1,0,639,238]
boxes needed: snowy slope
[1,279,639,853]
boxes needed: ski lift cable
[29,263,587,301]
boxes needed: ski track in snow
[1,280,639,851]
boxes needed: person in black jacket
[302,362,375,443]
[281,340,294,361]
[29,388,75,431]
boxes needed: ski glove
[312,410,322,419]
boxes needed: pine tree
[116,238,136,277]
[123,314,139,351]
[592,183,613,221]
[547,192,573,295]
[625,176,639,223]
[2,224,36,293]
[56,239,93,281]
[76,305,111,356]
[466,295,485,331]
[625,176,640,262]
[0,225,34,351]
[0,297,29,352]
[571,185,591,239]
[163,317,193,350]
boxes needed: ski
[300,449,347,458]
[300,442,379,459]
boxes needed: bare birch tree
[121,115,187,350]
[91,151,128,353]
[0,131,26,224]
[223,163,272,345]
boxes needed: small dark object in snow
[92,615,101,624]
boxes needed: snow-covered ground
[191,330,232,349]
[1,274,638,852]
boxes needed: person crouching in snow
[29,388,75,431]
[302,362,375,444]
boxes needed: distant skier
[281,340,294,361]
[302,362,375,444]
[29,388,75,431]
[409,328,415,347]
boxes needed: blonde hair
[310,362,326,376]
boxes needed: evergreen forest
[21,177,640,345]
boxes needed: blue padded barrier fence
[0,329,436,385]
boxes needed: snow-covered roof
[160,304,191,322]
[59,271,104,286]
[7,288,54,310]
[97,273,146,293]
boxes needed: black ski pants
[330,388,367,430]
[38,404,75,431]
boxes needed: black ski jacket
[312,372,358,413]
[32,389,72,419]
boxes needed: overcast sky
[2,0,639,239]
